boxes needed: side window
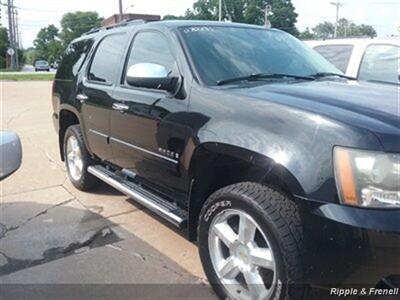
[57,39,94,80]
[88,34,127,84]
[313,45,353,73]
[359,44,400,84]
[125,31,176,81]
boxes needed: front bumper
[305,203,400,287]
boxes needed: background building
[101,13,161,27]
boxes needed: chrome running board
[88,165,187,228]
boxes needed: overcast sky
[3,0,399,48]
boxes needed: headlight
[334,147,400,208]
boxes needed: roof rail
[83,19,148,36]
[105,18,147,30]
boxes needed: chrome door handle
[76,94,88,103]
[112,103,129,112]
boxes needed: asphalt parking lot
[0,81,214,298]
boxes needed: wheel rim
[208,209,277,300]
[66,135,83,181]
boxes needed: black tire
[63,125,99,191]
[198,182,305,300]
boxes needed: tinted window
[359,44,400,84]
[57,39,94,80]
[125,31,176,78]
[313,45,353,73]
[179,26,340,85]
[88,34,127,84]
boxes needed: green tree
[299,27,316,40]
[312,21,335,39]
[312,18,377,39]
[60,11,103,46]
[33,24,63,63]
[0,27,10,68]
[164,0,299,36]
[24,47,38,65]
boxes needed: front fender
[187,89,382,203]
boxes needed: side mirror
[0,131,22,180]
[126,63,179,92]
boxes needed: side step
[88,165,187,228]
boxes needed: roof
[305,38,400,47]
[155,20,266,29]
[72,20,276,44]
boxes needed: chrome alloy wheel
[208,209,277,300]
[66,135,83,181]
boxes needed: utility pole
[0,0,3,26]
[264,4,272,28]
[219,0,222,21]
[119,0,123,22]
[7,0,17,69]
[14,7,19,66]
[330,0,343,38]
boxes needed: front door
[110,30,189,202]
[79,33,128,161]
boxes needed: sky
[1,0,399,48]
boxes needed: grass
[0,73,55,81]
[0,68,23,72]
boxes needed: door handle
[76,94,88,103]
[112,103,129,112]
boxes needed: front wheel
[64,125,99,191]
[198,182,305,300]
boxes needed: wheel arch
[58,106,83,161]
[187,142,305,241]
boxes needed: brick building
[101,13,161,27]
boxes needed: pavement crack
[1,183,65,197]
[0,227,121,276]
[104,209,138,219]
[110,246,185,278]
[2,198,75,237]
[6,108,31,127]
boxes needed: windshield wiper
[216,73,315,86]
[309,72,357,80]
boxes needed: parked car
[306,38,400,85]
[52,20,400,300]
[34,60,50,72]
[0,131,22,180]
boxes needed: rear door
[79,33,128,161]
[110,30,189,201]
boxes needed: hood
[227,79,400,151]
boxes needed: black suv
[52,20,400,300]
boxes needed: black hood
[228,79,400,151]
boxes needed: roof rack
[83,19,148,36]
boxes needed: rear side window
[313,45,353,73]
[88,34,127,84]
[359,44,400,84]
[57,39,94,80]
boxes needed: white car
[306,38,400,85]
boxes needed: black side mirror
[126,63,179,92]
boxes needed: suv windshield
[179,26,340,86]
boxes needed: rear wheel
[64,125,99,191]
[198,182,305,300]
